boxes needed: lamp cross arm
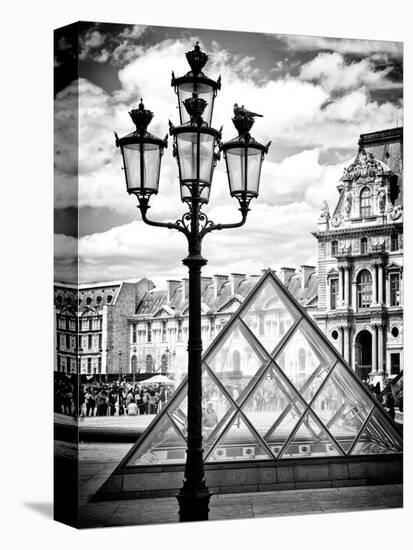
[138,198,190,237]
[199,204,249,238]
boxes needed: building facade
[313,127,403,384]
[54,278,154,375]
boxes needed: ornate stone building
[313,127,403,384]
[54,278,154,375]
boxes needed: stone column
[371,264,377,305]
[351,335,356,371]
[351,280,357,310]
[343,326,350,362]
[344,267,350,306]
[371,324,377,373]
[377,324,384,374]
[338,268,344,306]
[378,265,384,304]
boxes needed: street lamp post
[118,350,122,384]
[116,43,269,522]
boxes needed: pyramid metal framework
[120,270,402,468]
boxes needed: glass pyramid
[118,270,402,468]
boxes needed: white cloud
[299,52,396,93]
[279,34,402,58]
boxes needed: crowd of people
[54,376,176,417]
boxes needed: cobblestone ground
[75,442,402,529]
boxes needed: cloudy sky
[54,22,403,286]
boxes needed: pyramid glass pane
[205,320,266,402]
[168,372,234,445]
[275,319,335,400]
[279,411,343,458]
[206,414,272,462]
[265,403,305,455]
[127,414,186,465]
[242,364,305,438]
[351,408,403,455]
[241,278,299,353]
[311,363,374,452]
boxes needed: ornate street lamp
[116,43,270,522]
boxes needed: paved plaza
[76,441,402,528]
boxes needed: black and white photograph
[52,18,404,529]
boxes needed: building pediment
[341,147,392,183]
[153,305,175,318]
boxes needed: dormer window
[331,240,338,256]
[360,187,372,218]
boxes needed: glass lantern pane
[246,148,263,196]
[142,143,161,192]
[225,148,245,195]
[177,132,198,182]
[126,414,186,465]
[275,319,336,399]
[204,320,266,402]
[351,408,403,455]
[177,82,215,126]
[242,364,304,438]
[311,363,374,453]
[123,144,141,192]
[279,410,343,459]
[241,278,299,353]
[206,414,271,462]
[199,133,215,184]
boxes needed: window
[86,297,92,305]
[147,322,152,343]
[89,318,93,331]
[57,355,61,372]
[177,319,183,341]
[87,358,92,374]
[161,320,167,342]
[107,295,113,304]
[360,237,368,254]
[390,353,400,375]
[331,330,339,340]
[66,334,71,350]
[331,240,338,256]
[98,357,102,374]
[88,334,92,350]
[98,334,102,350]
[357,270,372,309]
[390,273,400,306]
[360,187,372,218]
[96,296,102,305]
[391,234,399,251]
[330,278,339,310]
[132,323,137,343]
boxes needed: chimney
[181,278,189,301]
[201,276,213,296]
[279,267,295,287]
[230,273,246,296]
[300,265,316,289]
[213,274,228,298]
[166,280,180,303]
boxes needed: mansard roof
[134,270,318,319]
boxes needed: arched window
[145,354,153,373]
[357,270,372,309]
[331,240,338,256]
[360,187,372,218]
[360,237,368,254]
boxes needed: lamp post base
[176,486,212,522]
